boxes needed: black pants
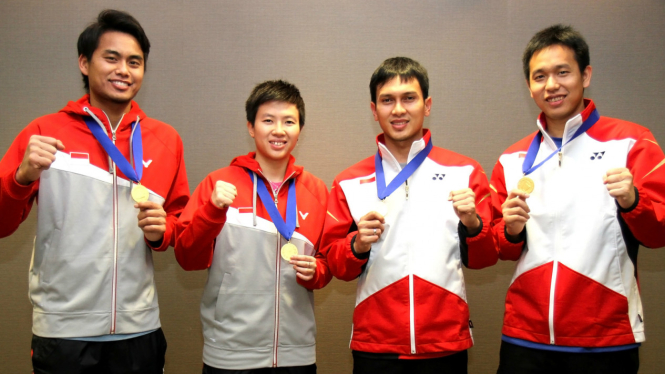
[202,363,316,374]
[352,350,468,374]
[496,341,639,374]
[32,328,167,374]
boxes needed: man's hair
[369,57,429,104]
[523,24,589,81]
[77,9,151,91]
[245,80,306,128]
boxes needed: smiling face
[248,100,301,170]
[371,76,432,149]
[527,44,592,132]
[79,31,145,114]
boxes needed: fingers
[354,212,386,254]
[507,189,530,201]
[603,168,635,208]
[449,188,476,215]
[134,200,161,210]
[17,135,64,184]
[212,181,237,209]
[291,255,316,281]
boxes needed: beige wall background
[1,1,664,373]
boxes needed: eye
[286,120,297,125]
[381,98,393,104]
[105,56,117,62]
[558,70,569,76]
[404,96,415,102]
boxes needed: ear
[78,54,89,76]
[247,121,255,138]
[423,96,432,117]
[370,102,379,121]
[526,79,535,99]
[582,65,593,89]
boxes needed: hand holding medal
[136,201,167,242]
[290,254,317,281]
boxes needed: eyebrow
[379,91,419,97]
[532,64,572,76]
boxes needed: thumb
[56,140,65,151]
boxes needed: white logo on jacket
[299,211,309,220]
[143,159,153,168]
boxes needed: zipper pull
[558,151,562,167]
[112,132,117,143]
[405,180,410,200]
[274,196,278,207]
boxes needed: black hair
[77,9,150,90]
[523,24,589,81]
[369,57,429,104]
[245,80,305,128]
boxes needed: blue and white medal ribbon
[518,109,600,193]
[374,138,433,214]
[84,116,148,202]
[248,170,298,260]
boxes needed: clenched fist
[448,188,480,234]
[211,180,237,210]
[16,135,65,185]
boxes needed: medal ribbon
[247,170,297,241]
[522,109,600,176]
[375,138,433,200]
[84,117,143,183]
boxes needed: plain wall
[1,1,664,373]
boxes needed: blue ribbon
[248,170,297,241]
[375,138,433,200]
[522,109,600,176]
[84,117,143,183]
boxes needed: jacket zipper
[260,170,295,367]
[405,177,415,353]
[549,146,563,344]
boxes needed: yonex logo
[590,151,605,160]
[432,173,445,180]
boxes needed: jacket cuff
[3,167,37,200]
[201,199,229,223]
[617,186,639,213]
[459,214,483,239]
[350,234,370,260]
[504,226,526,244]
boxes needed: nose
[545,75,559,91]
[272,121,286,135]
[115,60,129,76]
[392,101,406,116]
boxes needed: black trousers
[202,363,316,374]
[496,341,639,374]
[352,350,468,374]
[32,328,167,374]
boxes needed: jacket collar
[231,152,303,182]
[376,129,431,171]
[537,98,596,150]
[60,94,146,134]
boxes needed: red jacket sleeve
[0,124,41,238]
[147,136,190,251]
[297,181,333,290]
[490,159,525,261]
[319,179,368,281]
[620,131,665,248]
[174,174,228,270]
[462,164,498,269]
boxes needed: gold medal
[131,183,150,203]
[374,200,389,217]
[517,177,535,194]
[281,242,298,261]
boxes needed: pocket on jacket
[39,228,61,284]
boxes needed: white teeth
[547,96,564,102]
[112,81,129,87]
[270,141,286,145]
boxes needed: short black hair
[369,57,429,104]
[77,9,150,91]
[245,80,306,128]
[523,24,589,81]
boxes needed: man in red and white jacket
[0,10,189,374]
[492,25,665,374]
[320,57,497,374]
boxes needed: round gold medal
[517,177,535,194]
[131,183,150,203]
[374,200,389,217]
[281,242,298,261]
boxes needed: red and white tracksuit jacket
[175,153,331,369]
[491,99,665,348]
[0,95,190,337]
[321,130,498,356]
